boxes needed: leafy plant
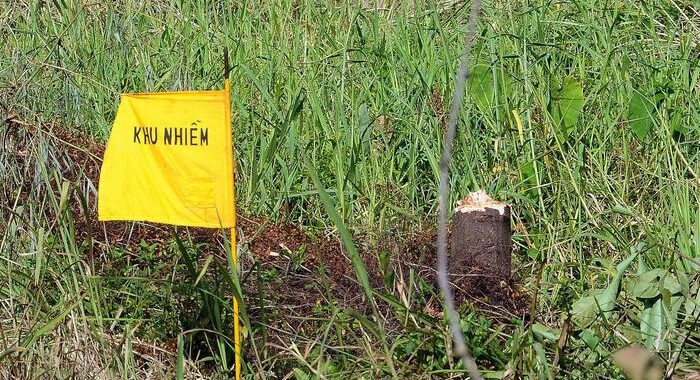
[630,267,694,351]
[550,76,585,139]
[571,245,640,329]
[469,64,497,113]
[626,91,655,140]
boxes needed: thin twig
[437,0,483,379]
[665,310,700,379]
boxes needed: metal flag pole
[231,223,241,380]
[224,47,242,380]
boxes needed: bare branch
[437,0,483,379]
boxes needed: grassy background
[1,0,699,378]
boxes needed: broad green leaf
[358,103,370,128]
[518,159,541,201]
[532,323,560,341]
[596,251,639,318]
[531,342,553,379]
[551,77,584,138]
[626,91,655,140]
[663,294,684,332]
[572,251,638,328]
[662,273,682,295]
[634,242,648,274]
[571,295,598,328]
[580,329,600,350]
[358,103,371,151]
[632,268,665,299]
[468,64,496,112]
[669,110,687,134]
[640,299,664,350]
[612,204,634,216]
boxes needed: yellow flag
[98,82,235,228]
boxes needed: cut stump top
[455,190,508,216]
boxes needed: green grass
[1,0,699,378]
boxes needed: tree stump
[450,190,511,283]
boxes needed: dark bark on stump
[450,192,512,284]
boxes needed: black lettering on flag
[164,128,172,145]
[200,128,208,146]
[151,127,158,144]
[142,127,152,144]
[190,128,197,146]
[174,128,183,145]
[134,126,209,146]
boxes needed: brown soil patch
[381,228,530,322]
[2,119,530,366]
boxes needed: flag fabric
[98,83,235,228]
